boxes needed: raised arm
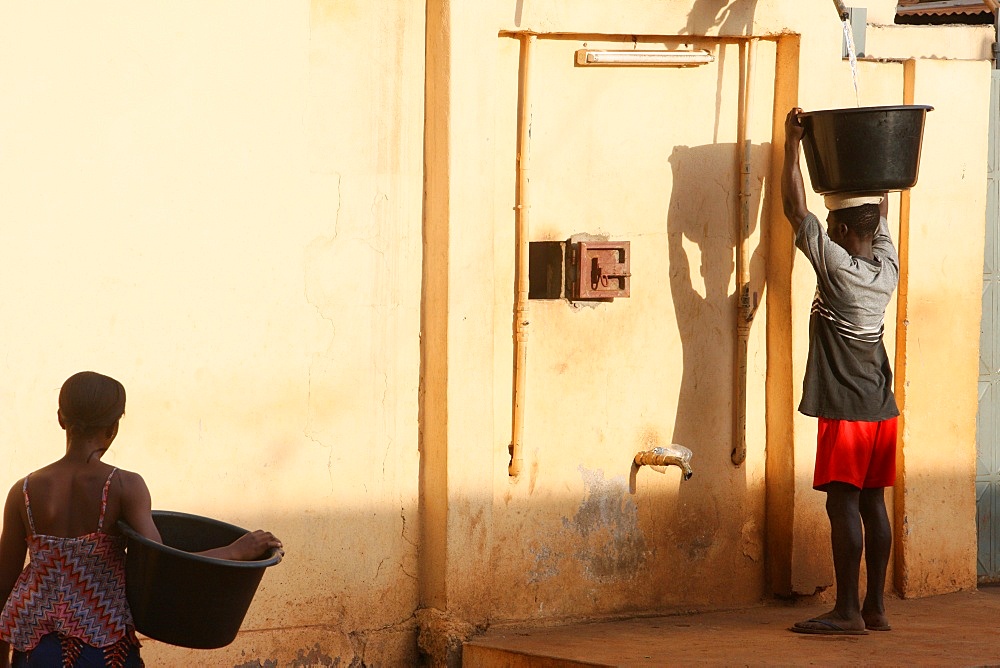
[781,107,809,234]
[0,482,28,668]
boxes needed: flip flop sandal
[790,618,869,635]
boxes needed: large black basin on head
[118,510,282,650]
[799,105,933,195]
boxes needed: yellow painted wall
[427,0,990,655]
[894,58,989,597]
[0,0,989,665]
[868,25,994,61]
[486,34,773,619]
[0,1,425,665]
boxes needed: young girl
[0,371,282,667]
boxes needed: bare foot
[862,607,891,631]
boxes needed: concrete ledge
[464,589,1000,666]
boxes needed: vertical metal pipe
[892,57,916,594]
[733,38,758,466]
[509,34,535,477]
[994,7,999,69]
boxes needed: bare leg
[860,487,892,630]
[793,482,866,633]
[825,482,864,623]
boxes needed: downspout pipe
[509,34,535,477]
[993,5,999,69]
[732,38,759,466]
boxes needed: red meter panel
[574,241,630,300]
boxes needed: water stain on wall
[527,543,560,584]
[289,643,341,667]
[233,642,344,668]
[664,496,720,562]
[562,466,649,582]
[234,660,279,668]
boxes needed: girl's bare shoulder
[112,468,150,492]
[4,477,24,501]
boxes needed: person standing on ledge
[781,107,900,636]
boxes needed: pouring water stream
[843,18,861,107]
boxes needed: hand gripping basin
[118,510,282,649]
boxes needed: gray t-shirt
[794,212,900,421]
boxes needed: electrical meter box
[570,241,630,300]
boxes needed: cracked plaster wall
[0,0,424,665]
[0,0,987,665]
[479,27,775,623]
[437,0,985,635]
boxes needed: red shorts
[814,416,897,490]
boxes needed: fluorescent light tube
[575,49,714,67]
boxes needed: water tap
[633,445,694,481]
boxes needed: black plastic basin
[118,511,282,649]
[799,105,933,195]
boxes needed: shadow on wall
[135,456,978,668]
[514,0,760,33]
[679,1,760,145]
[665,143,768,475]
[682,0,759,36]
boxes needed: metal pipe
[994,6,1000,69]
[732,38,759,467]
[509,34,536,477]
[832,0,850,21]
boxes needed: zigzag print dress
[0,469,142,667]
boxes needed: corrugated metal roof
[896,0,993,16]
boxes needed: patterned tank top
[0,468,137,659]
